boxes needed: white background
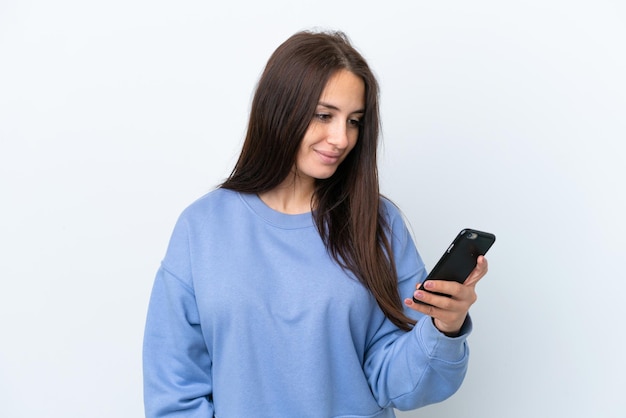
[1,1,624,417]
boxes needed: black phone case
[413,228,495,303]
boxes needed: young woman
[143,30,488,418]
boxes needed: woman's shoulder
[379,195,416,243]
[173,188,242,227]
[379,195,404,222]
[182,187,237,213]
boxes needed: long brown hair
[221,30,415,331]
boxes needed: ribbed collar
[239,192,315,230]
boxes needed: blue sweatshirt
[143,189,471,417]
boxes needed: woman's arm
[143,265,214,417]
[364,199,479,410]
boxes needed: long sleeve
[362,199,472,410]
[364,311,471,410]
[143,216,214,417]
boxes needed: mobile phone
[413,228,495,303]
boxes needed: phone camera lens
[467,232,478,240]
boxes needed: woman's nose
[326,122,350,149]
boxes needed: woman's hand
[404,256,489,336]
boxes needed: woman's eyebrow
[318,101,365,114]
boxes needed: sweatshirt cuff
[414,315,472,362]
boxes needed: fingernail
[424,281,434,289]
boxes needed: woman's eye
[315,113,331,122]
[348,118,362,127]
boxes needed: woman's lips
[316,150,341,164]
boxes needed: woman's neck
[258,175,315,214]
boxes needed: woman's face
[295,69,365,182]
